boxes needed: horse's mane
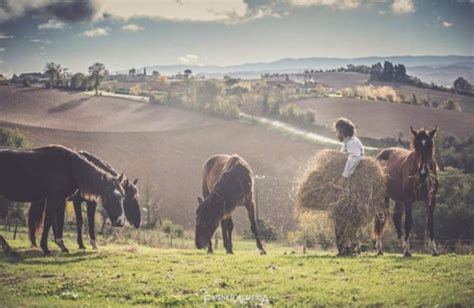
[70,149,122,198]
[78,150,119,177]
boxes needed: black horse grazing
[195,154,266,255]
[0,145,126,255]
[28,150,141,250]
[374,126,440,257]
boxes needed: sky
[0,0,473,75]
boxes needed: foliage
[243,218,278,241]
[88,63,108,96]
[436,133,474,173]
[453,77,472,92]
[44,62,62,88]
[440,99,462,111]
[0,127,27,148]
[410,168,474,252]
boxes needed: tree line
[43,62,107,95]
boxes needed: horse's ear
[133,178,139,185]
[429,126,438,138]
[124,178,129,187]
[410,126,417,138]
[118,173,124,182]
[197,197,203,205]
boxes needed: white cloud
[0,48,4,52]
[30,39,52,44]
[289,0,361,9]
[38,19,65,30]
[442,21,453,28]
[81,27,111,38]
[378,10,386,15]
[122,24,145,32]
[0,33,14,39]
[391,0,415,15]
[178,54,201,65]
[101,0,246,22]
[0,60,3,64]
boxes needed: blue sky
[0,0,472,75]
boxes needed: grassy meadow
[0,233,473,307]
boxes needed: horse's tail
[371,196,389,240]
[28,199,46,245]
[375,148,393,162]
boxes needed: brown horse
[374,126,440,257]
[195,154,266,255]
[0,145,126,255]
[28,150,141,250]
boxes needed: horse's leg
[73,199,85,250]
[335,224,345,256]
[245,201,266,255]
[0,235,14,255]
[87,201,98,250]
[40,198,57,255]
[227,217,234,254]
[393,202,404,252]
[54,199,69,253]
[221,219,230,254]
[427,178,439,256]
[207,240,214,254]
[28,199,46,248]
[373,196,390,256]
[403,202,413,257]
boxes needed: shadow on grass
[0,248,107,265]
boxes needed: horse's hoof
[376,250,384,256]
[226,251,234,255]
[207,250,214,254]
[61,248,70,254]
[403,251,412,257]
[260,249,267,255]
[43,250,51,256]
[78,246,86,250]
[432,251,440,257]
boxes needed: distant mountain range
[117,55,474,83]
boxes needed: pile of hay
[295,150,386,243]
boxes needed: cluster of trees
[369,61,409,82]
[43,62,108,95]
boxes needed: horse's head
[123,178,141,229]
[195,193,225,249]
[101,173,126,227]
[410,126,438,181]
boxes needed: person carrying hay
[333,117,365,189]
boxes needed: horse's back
[201,154,252,197]
[376,147,413,202]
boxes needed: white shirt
[340,136,364,178]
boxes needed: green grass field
[0,236,473,307]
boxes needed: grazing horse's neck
[71,154,108,197]
[79,151,119,177]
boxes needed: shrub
[0,127,27,148]
[341,87,355,98]
[440,99,462,112]
[243,218,278,241]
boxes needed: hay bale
[295,150,386,243]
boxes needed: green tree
[88,63,107,96]
[44,62,62,88]
[70,73,87,90]
[453,77,472,92]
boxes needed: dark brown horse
[374,126,440,257]
[195,154,266,255]
[0,145,126,255]
[28,150,141,250]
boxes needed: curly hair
[334,117,356,138]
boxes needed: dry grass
[295,150,386,242]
